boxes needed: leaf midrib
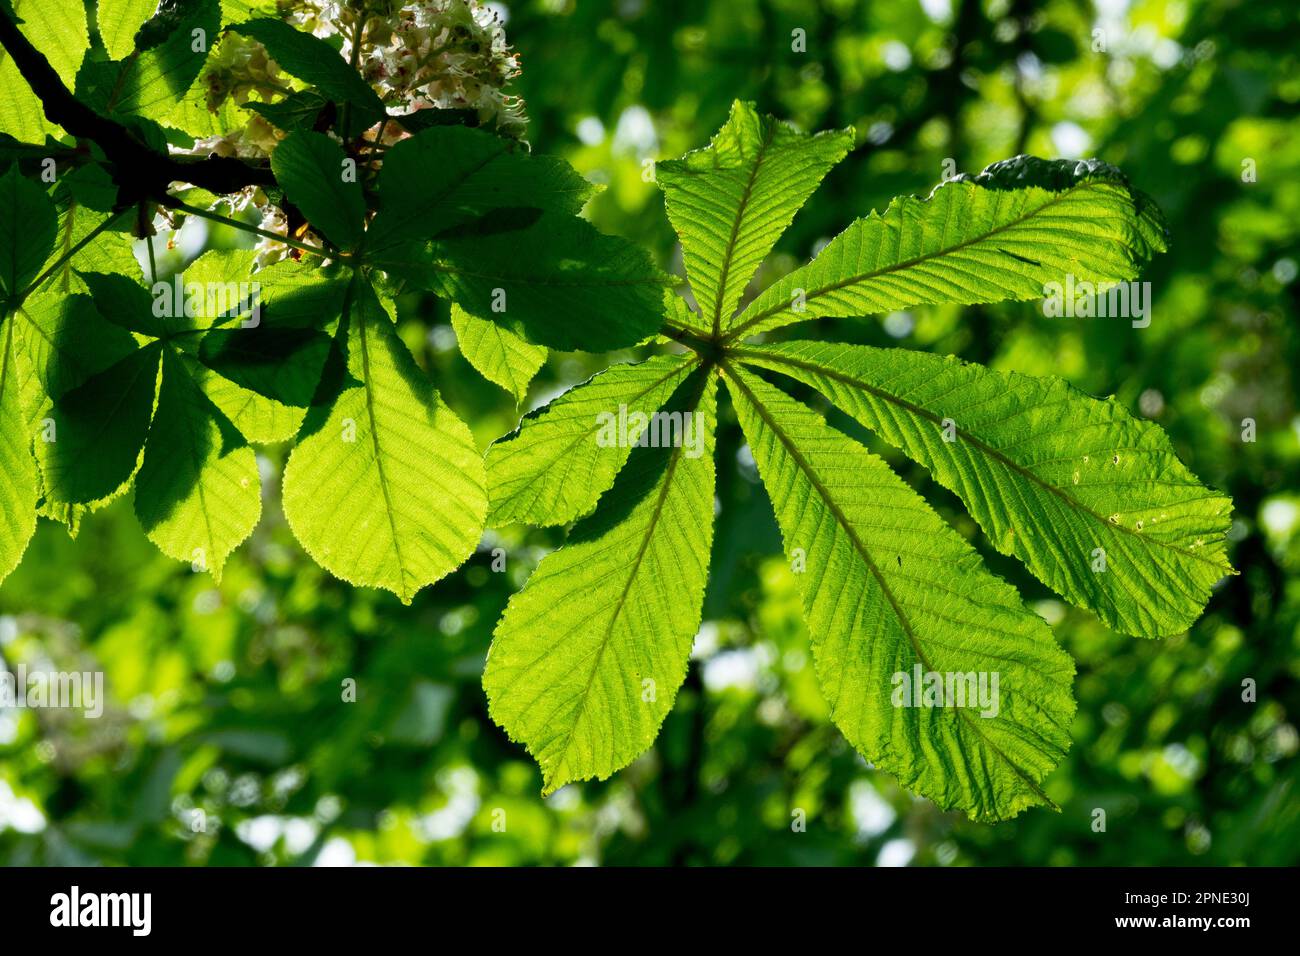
[353,286,411,600]
[0,315,16,420]
[709,121,776,337]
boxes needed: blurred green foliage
[2,0,1298,866]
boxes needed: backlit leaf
[725,363,1075,821]
[485,373,717,793]
[281,278,487,602]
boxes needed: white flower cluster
[182,1,528,265]
[197,32,288,158]
[290,0,528,140]
[195,0,527,155]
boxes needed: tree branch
[0,8,275,203]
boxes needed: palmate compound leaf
[657,100,854,336]
[480,106,1211,817]
[484,371,717,793]
[722,155,1169,342]
[736,343,1234,637]
[723,363,1076,821]
[450,303,546,406]
[281,276,487,603]
[485,352,699,526]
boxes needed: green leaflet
[170,81,244,138]
[0,311,37,583]
[244,91,331,134]
[657,100,853,335]
[4,178,150,512]
[736,341,1234,637]
[361,124,662,355]
[0,164,57,298]
[187,257,344,434]
[133,350,261,580]
[157,252,322,444]
[476,103,1224,819]
[368,125,595,250]
[12,291,138,413]
[0,58,47,146]
[80,270,173,338]
[281,278,487,603]
[450,303,546,406]
[83,248,262,340]
[11,291,141,535]
[271,131,367,251]
[183,353,305,445]
[486,352,698,527]
[375,212,670,352]
[193,256,341,410]
[197,323,335,408]
[61,164,119,212]
[98,0,160,59]
[166,26,255,137]
[725,156,1168,342]
[237,255,349,333]
[485,372,717,794]
[77,0,221,117]
[13,0,87,86]
[0,0,88,142]
[35,341,162,504]
[724,363,1076,821]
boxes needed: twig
[165,198,330,258]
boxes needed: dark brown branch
[0,8,275,203]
